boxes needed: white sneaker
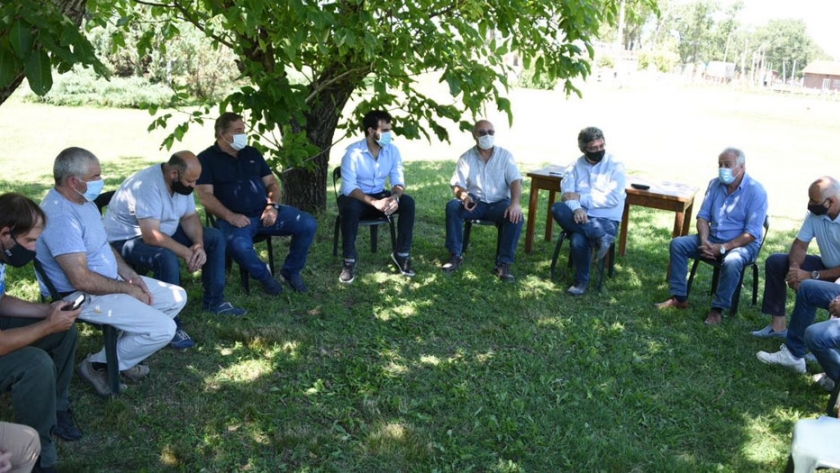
[813,373,836,392]
[757,344,806,374]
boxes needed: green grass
[2,81,840,471]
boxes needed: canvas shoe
[751,325,787,339]
[757,344,806,373]
[205,302,247,317]
[169,328,196,349]
[442,254,464,274]
[54,409,82,441]
[813,372,836,392]
[654,296,688,310]
[339,260,356,284]
[78,357,126,397]
[391,253,416,277]
[280,269,308,292]
[262,277,284,295]
[566,283,586,296]
[120,364,150,381]
[493,263,515,283]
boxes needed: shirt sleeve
[696,179,717,222]
[562,160,582,212]
[796,212,816,243]
[196,152,213,186]
[256,150,272,178]
[450,152,470,189]
[504,152,523,186]
[389,147,406,189]
[340,148,359,197]
[744,184,768,240]
[41,213,86,258]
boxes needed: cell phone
[63,294,85,311]
[631,183,650,190]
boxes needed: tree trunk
[0,0,88,107]
[280,65,361,215]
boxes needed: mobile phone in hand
[63,294,85,311]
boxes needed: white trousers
[69,276,185,370]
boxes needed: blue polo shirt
[697,173,768,243]
[197,143,273,218]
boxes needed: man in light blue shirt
[442,120,524,282]
[655,147,768,325]
[338,110,416,284]
[552,127,626,295]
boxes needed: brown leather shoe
[653,296,688,310]
[704,310,722,325]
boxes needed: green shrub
[596,54,615,68]
[22,67,174,108]
[637,48,679,73]
[516,67,556,90]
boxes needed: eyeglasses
[476,129,495,136]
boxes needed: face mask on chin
[75,178,104,202]
[1,235,36,268]
[171,173,194,196]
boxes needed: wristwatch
[811,270,821,280]
[719,244,726,255]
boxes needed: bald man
[104,152,246,344]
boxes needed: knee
[299,212,318,237]
[203,227,224,248]
[804,324,820,348]
[16,348,55,387]
[339,198,365,218]
[155,248,180,270]
[551,202,567,222]
[398,194,415,212]
[446,199,462,217]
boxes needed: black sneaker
[442,254,464,274]
[391,252,416,277]
[493,263,515,283]
[280,269,308,293]
[261,277,284,295]
[55,409,83,441]
[339,261,356,284]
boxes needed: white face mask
[228,133,248,151]
[477,135,495,150]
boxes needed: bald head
[809,176,840,201]
[165,151,201,193]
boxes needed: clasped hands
[697,239,724,260]
[373,195,400,217]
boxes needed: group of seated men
[1,108,839,471]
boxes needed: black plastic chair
[331,166,396,256]
[462,219,502,258]
[549,230,616,292]
[686,216,770,317]
[34,259,121,396]
[205,213,275,295]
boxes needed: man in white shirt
[552,127,626,295]
[442,120,524,282]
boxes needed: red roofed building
[802,61,840,90]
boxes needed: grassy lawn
[1,80,840,471]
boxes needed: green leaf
[9,21,33,59]
[23,48,53,95]
[0,45,23,88]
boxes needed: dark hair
[0,193,46,237]
[168,152,188,173]
[215,112,243,139]
[362,110,392,134]
[577,127,605,151]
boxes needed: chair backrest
[33,259,61,301]
[94,190,116,214]
[332,166,342,204]
[828,374,840,417]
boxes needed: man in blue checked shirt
[552,126,626,296]
[655,147,768,325]
[338,110,416,284]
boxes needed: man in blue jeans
[654,147,768,325]
[551,127,626,295]
[757,280,840,391]
[442,120,523,282]
[751,176,840,339]
[196,113,317,294]
[104,151,246,348]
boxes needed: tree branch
[132,0,236,50]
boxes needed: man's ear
[0,226,11,238]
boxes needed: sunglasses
[476,129,495,136]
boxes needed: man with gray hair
[655,147,768,325]
[36,147,186,397]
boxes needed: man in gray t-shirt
[442,120,524,282]
[104,152,245,327]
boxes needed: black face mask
[1,236,36,268]
[585,150,605,163]
[808,199,829,216]
[171,173,194,196]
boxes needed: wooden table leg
[681,201,694,235]
[525,183,539,253]
[672,211,684,239]
[619,199,631,256]
[544,190,557,243]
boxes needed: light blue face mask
[77,178,105,202]
[718,167,735,185]
[376,131,393,147]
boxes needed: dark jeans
[0,319,78,468]
[215,206,317,282]
[806,318,840,381]
[445,197,522,265]
[551,202,618,287]
[112,225,227,309]
[761,253,825,316]
[785,279,840,358]
[338,192,415,260]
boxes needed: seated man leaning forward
[441,119,524,282]
[0,193,82,472]
[551,126,626,296]
[752,176,840,339]
[197,113,317,294]
[654,147,768,325]
[104,151,247,334]
[338,110,416,284]
[37,147,186,397]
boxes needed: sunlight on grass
[383,362,409,375]
[741,415,792,465]
[206,358,272,388]
[159,445,178,466]
[419,355,441,365]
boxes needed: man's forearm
[510,180,522,205]
[265,183,282,205]
[349,188,376,206]
[787,239,808,269]
[199,192,236,222]
[0,295,48,319]
[0,323,53,356]
[722,232,755,251]
[697,219,710,242]
[141,229,191,259]
[180,214,204,248]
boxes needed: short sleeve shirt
[797,211,840,268]
[197,143,273,217]
[103,164,197,241]
[37,188,119,295]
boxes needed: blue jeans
[762,253,825,316]
[806,318,840,381]
[338,193,415,260]
[215,206,317,283]
[667,234,760,310]
[445,198,523,265]
[786,279,840,358]
[551,203,618,286]
[113,226,227,309]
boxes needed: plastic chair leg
[103,325,120,396]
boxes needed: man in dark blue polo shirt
[196,113,317,294]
